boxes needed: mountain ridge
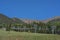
[0,13,60,24]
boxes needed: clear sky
[0,0,60,20]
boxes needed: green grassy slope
[0,30,60,40]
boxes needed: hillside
[0,13,60,24]
[12,17,25,24]
[0,13,25,24]
[0,14,12,24]
[48,16,60,23]
[43,16,60,24]
[20,16,60,24]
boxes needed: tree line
[0,21,60,34]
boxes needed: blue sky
[0,0,60,20]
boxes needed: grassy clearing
[0,30,60,40]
